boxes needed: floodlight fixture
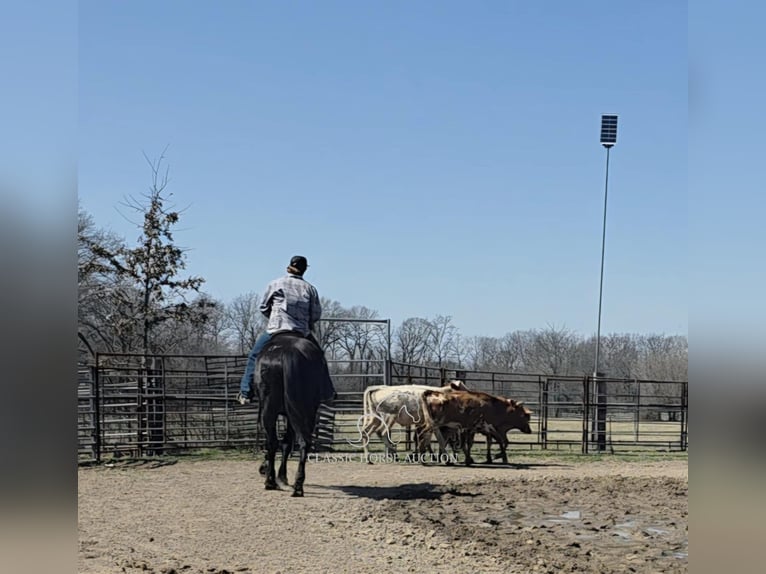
[600,114,618,148]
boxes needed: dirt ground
[78,453,687,574]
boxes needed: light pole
[592,114,617,453]
[594,114,618,378]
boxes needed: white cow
[358,380,466,463]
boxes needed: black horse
[255,332,335,497]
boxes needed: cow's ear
[507,398,516,406]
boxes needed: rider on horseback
[237,255,330,404]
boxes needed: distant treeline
[78,162,686,382]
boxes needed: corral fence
[78,352,688,463]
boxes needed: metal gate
[78,355,688,462]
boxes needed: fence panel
[78,355,688,461]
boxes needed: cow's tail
[418,390,438,433]
[418,389,448,454]
[361,386,377,437]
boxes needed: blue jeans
[239,332,272,397]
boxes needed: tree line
[78,157,687,382]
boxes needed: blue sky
[78,1,687,339]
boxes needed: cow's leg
[277,422,294,486]
[262,412,279,490]
[370,414,398,460]
[415,426,432,461]
[362,418,382,464]
[431,427,449,464]
[485,434,493,464]
[415,426,437,463]
[379,424,398,460]
[439,429,457,465]
[451,429,464,458]
[462,430,475,466]
[498,435,509,465]
[292,433,310,497]
[360,414,373,462]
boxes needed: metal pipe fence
[78,354,688,462]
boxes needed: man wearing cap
[237,255,327,404]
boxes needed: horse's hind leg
[277,422,294,487]
[263,414,279,490]
[292,434,310,497]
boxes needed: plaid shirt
[260,273,321,336]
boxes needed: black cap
[288,255,309,273]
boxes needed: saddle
[270,330,322,352]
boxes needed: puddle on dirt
[543,510,582,524]
[644,527,670,536]
[615,521,637,529]
[473,510,522,528]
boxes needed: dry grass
[331,413,686,454]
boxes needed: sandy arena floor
[78,453,688,574]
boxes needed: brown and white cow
[358,380,466,463]
[420,389,532,465]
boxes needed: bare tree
[394,317,432,364]
[465,336,499,371]
[225,292,266,354]
[154,293,227,354]
[450,333,471,369]
[315,297,349,358]
[523,324,577,375]
[635,334,688,381]
[427,315,458,367]
[601,333,640,378]
[335,306,385,363]
[494,332,524,372]
[78,206,142,353]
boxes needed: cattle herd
[360,380,533,465]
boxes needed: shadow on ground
[325,482,482,501]
[423,461,572,471]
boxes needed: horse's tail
[281,339,321,443]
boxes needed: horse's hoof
[291,490,304,497]
[485,459,493,465]
[264,481,279,490]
